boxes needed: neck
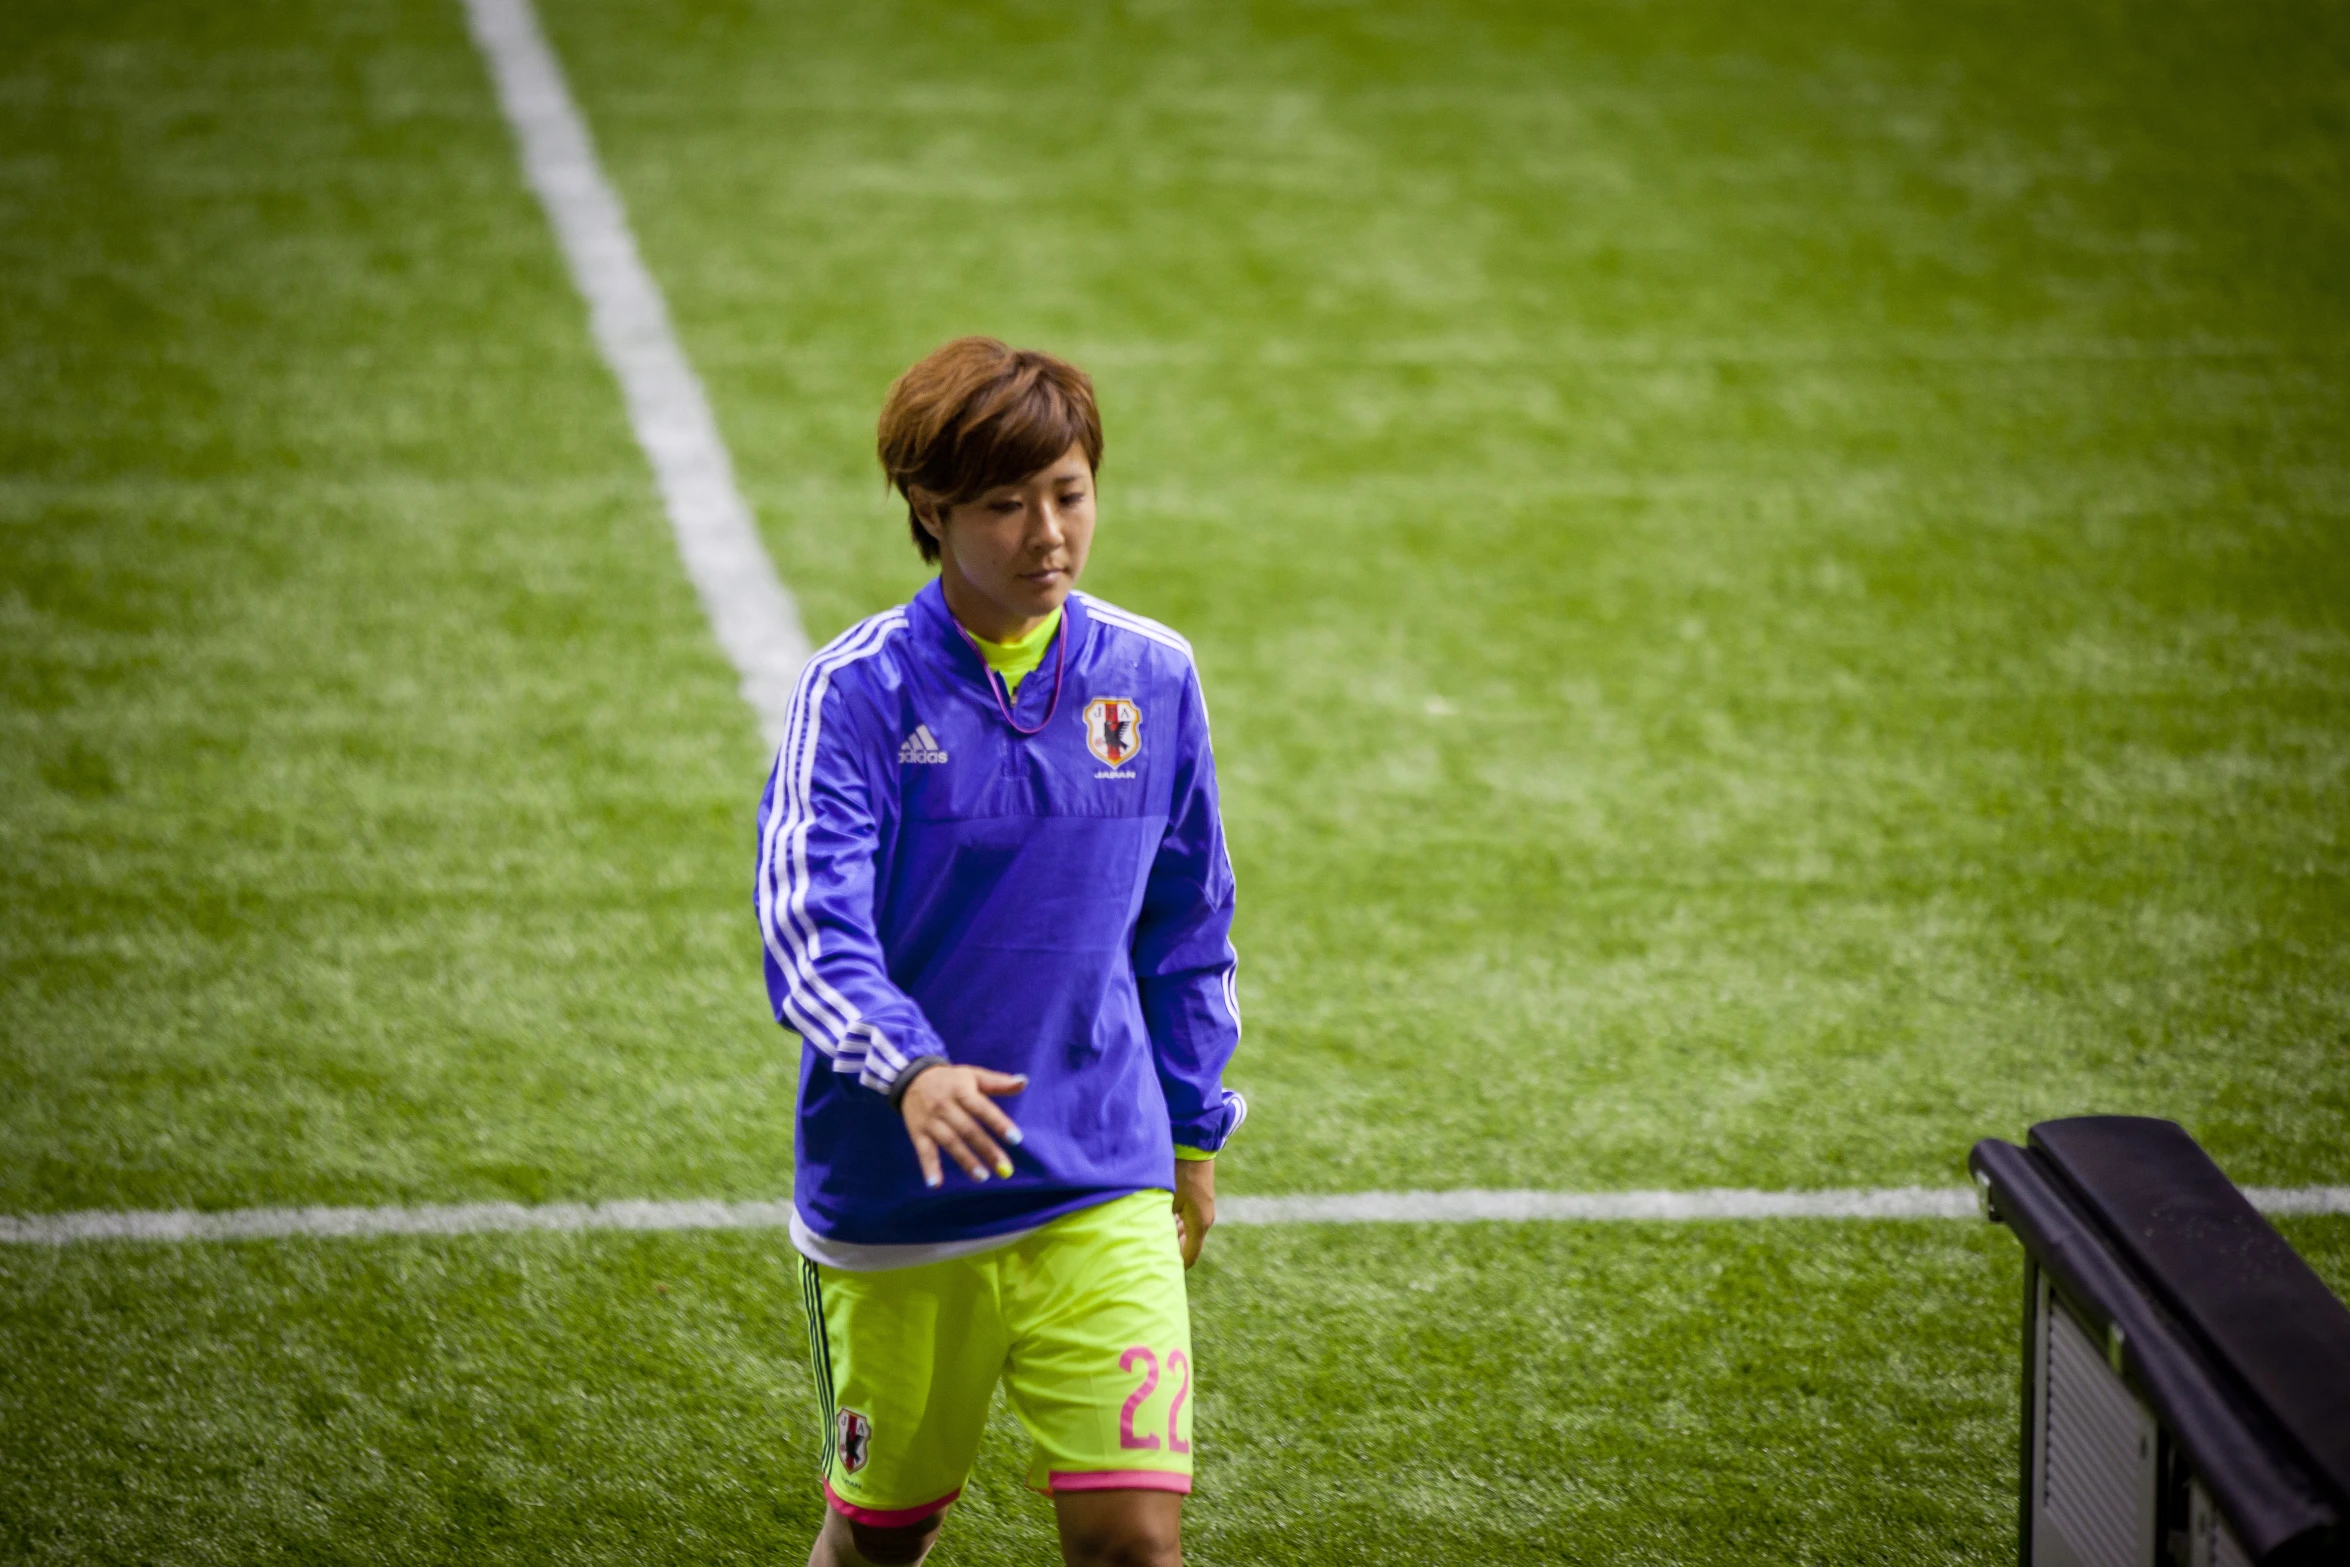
[939,568,1057,644]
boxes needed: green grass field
[4,0,2346,1560]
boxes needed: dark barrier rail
[1970,1117,2350,1567]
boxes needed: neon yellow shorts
[797,1189,1194,1526]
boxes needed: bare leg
[808,1505,945,1567]
[1052,1489,1183,1567]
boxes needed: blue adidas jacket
[756,580,1245,1248]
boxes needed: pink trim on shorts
[823,1479,959,1528]
[1049,1470,1193,1495]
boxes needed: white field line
[462,0,808,744]
[6,1188,2346,1245]
[1231,1187,1985,1222]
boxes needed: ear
[912,492,947,543]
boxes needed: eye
[989,499,1022,514]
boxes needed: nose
[1034,498,1068,550]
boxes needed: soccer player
[755,337,1246,1567]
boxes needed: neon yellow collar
[968,607,1062,698]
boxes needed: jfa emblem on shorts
[836,1408,872,1473]
[1083,697,1142,768]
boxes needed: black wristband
[887,1055,948,1110]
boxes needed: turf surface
[2,0,2346,1560]
[543,0,2350,1192]
[6,1224,2346,1563]
[0,0,784,1216]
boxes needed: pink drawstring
[954,613,1068,738]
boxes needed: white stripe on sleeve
[756,613,906,1063]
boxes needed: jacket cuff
[1169,1089,1247,1157]
[1173,1144,1217,1162]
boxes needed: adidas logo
[898,724,949,765]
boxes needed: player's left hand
[1173,1158,1215,1268]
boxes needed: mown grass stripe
[5,1187,2345,1244]
[461,0,809,743]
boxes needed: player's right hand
[899,1065,1027,1189]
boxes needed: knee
[845,1517,941,1566]
[1059,1519,1181,1567]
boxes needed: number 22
[1118,1345,1192,1454]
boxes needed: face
[921,443,1095,642]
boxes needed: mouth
[1020,567,1067,586]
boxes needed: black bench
[1969,1116,2350,1567]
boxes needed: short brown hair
[877,337,1104,563]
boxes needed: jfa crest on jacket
[1083,697,1141,769]
[755,583,1245,1249]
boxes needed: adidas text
[898,724,949,764]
